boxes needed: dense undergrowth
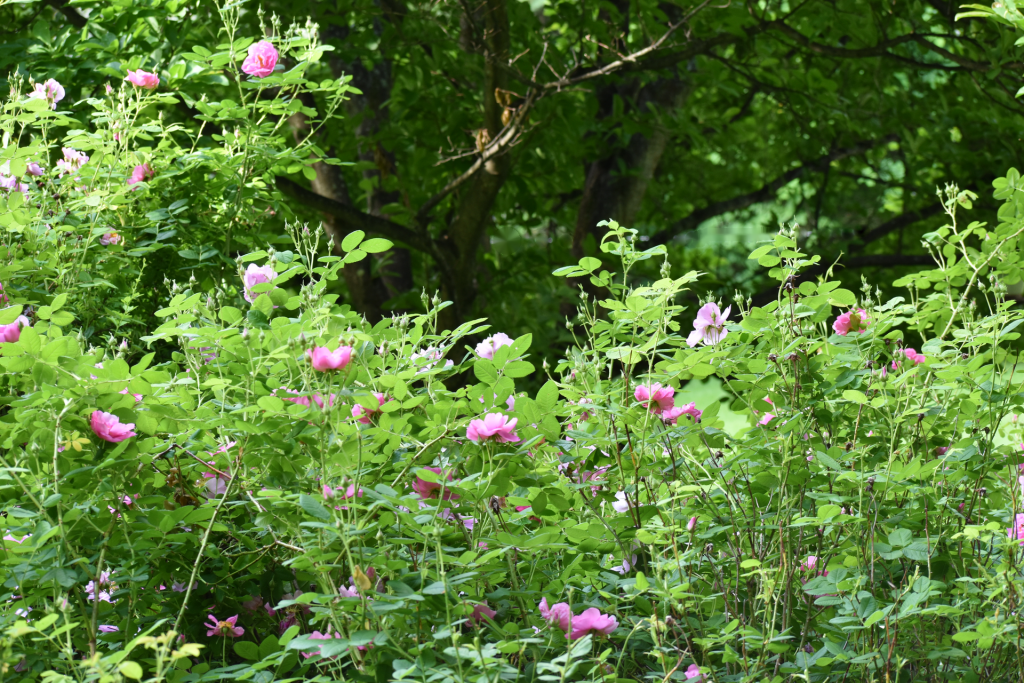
[5,3,1024,683]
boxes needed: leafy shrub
[4,5,1024,683]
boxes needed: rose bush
[3,3,1024,683]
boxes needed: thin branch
[649,136,897,245]
[46,0,87,29]
[274,176,433,253]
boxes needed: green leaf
[234,640,260,661]
[842,390,867,404]
[341,231,365,252]
[0,306,23,325]
[50,310,75,327]
[361,238,393,253]
[299,494,331,520]
[536,381,558,412]
[635,572,650,590]
[219,306,243,324]
[828,289,857,307]
[578,256,601,272]
[504,360,535,379]
[118,662,143,680]
[474,359,498,385]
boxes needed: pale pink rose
[242,263,277,303]
[475,332,513,359]
[413,466,456,500]
[758,412,775,426]
[634,383,674,414]
[684,663,704,682]
[538,598,572,632]
[801,555,818,571]
[26,162,44,176]
[127,163,153,186]
[301,629,344,659]
[352,392,389,424]
[0,316,30,343]
[686,302,730,347]
[100,232,121,246]
[98,624,119,633]
[90,410,136,443]
[242,40,279,78]
[307,345,353,372]
[105,83,114,95]
[125,69,159,90]
[56,147,88,176]
[687,516,698,531]
[611,491,632,513]
[29,79,64,109]
[466,413,520,443]
[205,614,243,637]
[833,309,870,336]
[569,607,617,640]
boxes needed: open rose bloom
[125,69,159,90]
[242,40,279,78]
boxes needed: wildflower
[241,596,263,613]
[1009,513,1024,545]
[90,410,136,443]
[205,614,244,638]
[242,263,277,303]
[758,412,775,426]
[684,663,704,682]
[900,347,926,364]
[201,469,230,499]
[98,625,119,633]
[538,598,571,632]
[612,491,632,513]
[100,232,121,246]
[26,162,44,176]
[634,383,674,414]
[307,345,353,372]
[569,608,617,640]
[352,392,389,424]
[127,163,153,186]
[466,413,520,443]
[687,516,698,531]
[125,69,159,90]
[663,401,701,425]
[413,466,456,500]
[801,555,818,571]
[0,316,31,343]
[301,629,344,659]
[56,147,88,176]
[467,601,497,626]
[687,302,730,347]
[475,332,513,359]
[832,309,870,336]
[85,571,114,603]
[29,79,64,109]
[0,175,29,195]
[241,41,279,78]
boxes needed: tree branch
[46,0,87,28]
[274,176,433,253]
[649,136,897,245]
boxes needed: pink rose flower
[538,598,572,632]
[100,232,121,246]
[832,308,870,336]
[466,413,520,443]
[686,302,730,347]
[900,347,926,364]
[352,392,389,424]
[205,614,244,638]
[29,79,64,109]
[307,345,353,372]
[663,401,701,425]
[26,162,44,176]
[801,555,818,571]
[687,516,698,531]
[1009,513,1024,545]
[241,40,279,78]
[242,263,277,303]
[127,163,154,186]
[90,410,136,443]
[634,383,674,414]
[56,147,89,177]
[568,607,617,640]
[0,315,30,343]
[475,332,513,359]
[467,601,497,626]
[758,412,775,426]
[684,663,704,682]
[301,629,344,659]
[241,596,263,613]
[413,466,456,500]
[125,69,159,90]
